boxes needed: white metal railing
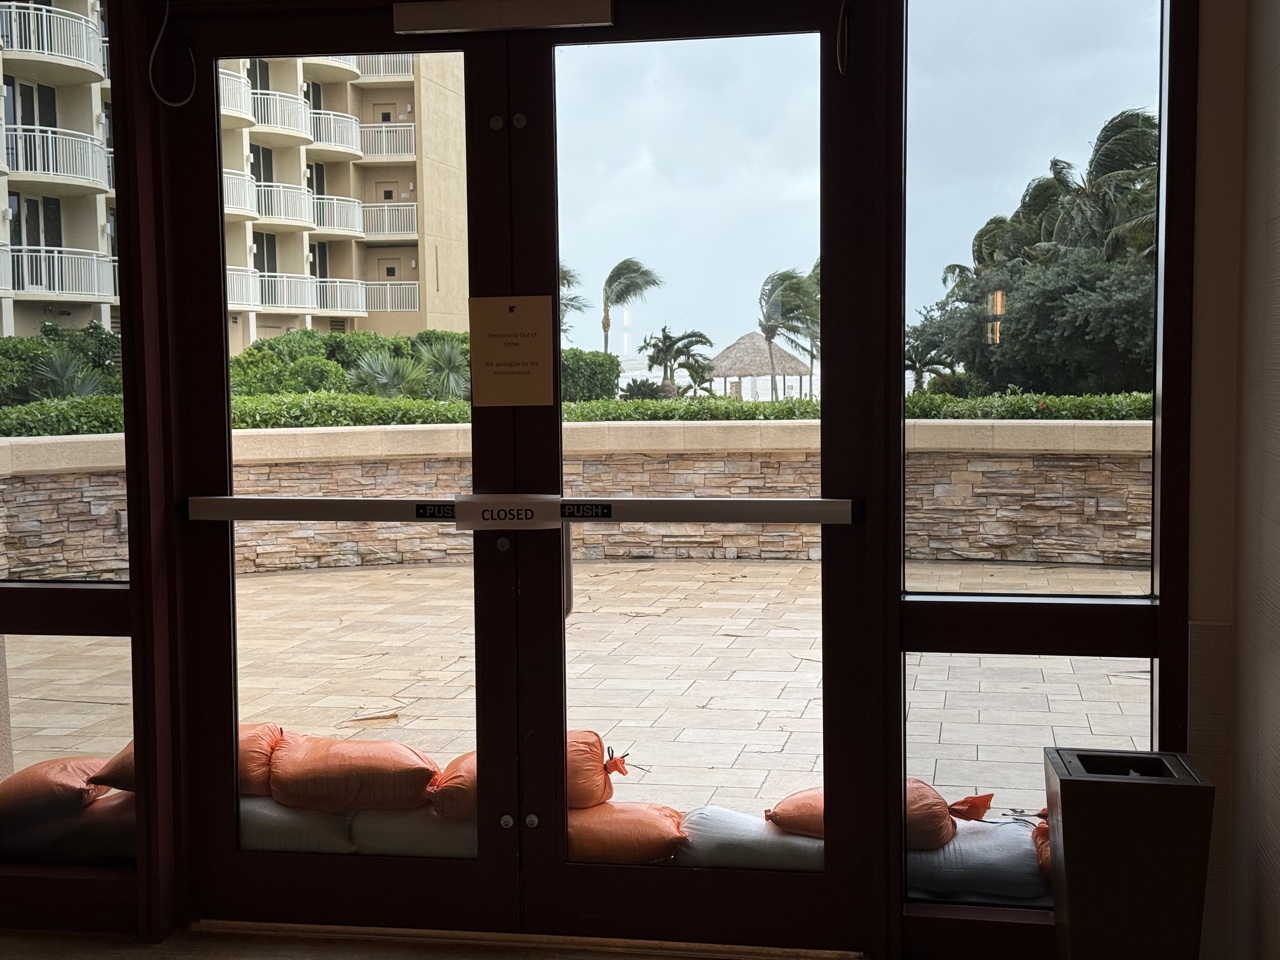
[362,202,418,236]
[257,182,314,224]
[308,54,358,71]
[310,110,361,153]
[252,90,311,139]
[313,195,362,233]
[355,54,412,78]
[226,266,260,307]
[316,278,366,313]
[106,148,114,190]
[6,126,109,185]
[360,123,415,158]
[0,2,104,73]
[11,246,115,297]
[365,281,419,312]
[260,272,318,310]
[101,38,109,80]
[223,169,258,216]
[0,243,11,292]
[219,70,253,117]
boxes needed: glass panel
[556,34,823,869]
[904,651,1151,906]
[904,0,1162,596]
[0,633,135,867]
[0,29,128,581]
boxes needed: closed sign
[454,494,563,530]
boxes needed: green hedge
[0,391,1156,437]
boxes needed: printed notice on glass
[468,296,555,406]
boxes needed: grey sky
[554,2,1161,367]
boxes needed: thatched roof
[708,331,809,378]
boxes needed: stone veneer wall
[0,420,1153,577]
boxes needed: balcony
[227,266,260,308]
[259,272,318,312]
[11,246,116,300]
[101,38,110,84]
[250,90,313,147]
[223,169,259,221]
[6,126,110,196]
[219,70,254,129]
[256,182,315,230]
[315,278,367,315]
[0,2,105,85]
[362,202,418,241]
[353,54,413,85]
[358,123,415,164]
[301,55,360,83]
[308,110,362,161]
[106,149,114,192]
[0,243,11,292]
[365,281,419,313]
[312,196,363,238]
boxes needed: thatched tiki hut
[707,331,809,399]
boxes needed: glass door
[169,0,885,953]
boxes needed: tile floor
[4,559,1152,818]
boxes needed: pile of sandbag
[0,755,135,865]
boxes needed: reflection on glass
[904,651,1151,906]
[904,0,1161,596]
[0,633,135,866]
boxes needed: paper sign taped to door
[469,296,555,406]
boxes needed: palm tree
[30,346,106,399]
[639,325,713,396]
[559,260,591,339]
[347,348,429,398]
[904,328,954,394]
[415,340,470,401]
[601,258,663,354]
[676,353,715,396]
[756,268,817,401]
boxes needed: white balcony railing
[365,281,419,313]
[313,195,362,233]
[219,70,253,117]
[0,243,11,292]
[310,110,361,153]
[6,126,109,186]
[0,3,104,73]
[227,266,260,308]
[257,182,315,225]
[223,169,258,216]
[11,246,116,298]
[355,54,412,79]
[101,38,110,80]
[316,278,366,313]
[260,272,318,311]
[359,123,415,158]
[362,202,418,236]
[251,90,311,139]
[106,148,114,191]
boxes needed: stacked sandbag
[0,756,134,865]
[677,805,824,870]
[268,732,440,812]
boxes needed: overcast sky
[554,1,1162,369]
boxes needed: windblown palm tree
[601,258,663,354]
[639,325,713,396]
[904,328,955,394]
[559,260,591,339]
[756,268,818,401]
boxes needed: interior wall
[1231,0,1280,956]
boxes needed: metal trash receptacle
[1044,747,1213,960]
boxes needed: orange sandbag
[567,802,684,864]
[948,793,994,821]
[89,741,136,792]
[269,733,440,813]
[566,730,627,809]
[905,778,957,850]
[427,750,478,821]
[765,786,824,839]
[1032,820,1051,880]
[25,791,137,865]
[238,722,284,796]
[0,758,109,841]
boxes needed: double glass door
[173,1,887,953]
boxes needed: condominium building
[220,52,469,353]
[0,0,116,338]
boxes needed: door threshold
[191,920,865,960]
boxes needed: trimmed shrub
[253,329,328,364]
[321,330,412,369]
[230,392,471,429]
[0,338,54,403]
[563,349,623,402]
[904,391,1152,420]
[0,395,125,436]
[37,321,121,371]
[281,356,348,394]
[411,329,470,353]
[562,397,822,421]
[229,350,286,396]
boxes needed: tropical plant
[600,258,663,354]
[562,348,622,402]
[559,261,591,339]
[755,268,818,401]
[618,377,664,400]
[29,346,108,399]
[639,325,713,396]
[903,326,955,394]
[676,354,714,396]
[347,348,430,398]
[416,340,471,401]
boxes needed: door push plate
[454,494,563,531]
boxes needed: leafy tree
[639,325,713,396]
[755,268,817,401]
[600,258,662,354]
[559,261,590,339]
[618,378,664,400]
[562,348,622,401]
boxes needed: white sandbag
[676,805,824,871]
[906,818,1050,900]
[351,807,479,859]
[238,796,355,853]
